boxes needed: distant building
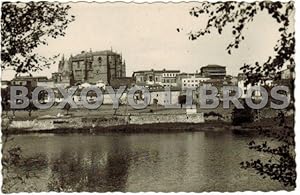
[52,55,73,87]
[200,64,226,79]
[52,72,70,88]
[37,79,55,88]
[69,50,126,85]
[1,80,10,89]
[149,89,181,106]
[11,76,48,89]
[175,73,190,89]
[180,73,210,89]
[161,70,181,87]
[132,69,180,88]
[53,50,126,87]
[110,77,134,89]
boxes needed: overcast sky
[2,2,284,80]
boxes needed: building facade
[200,64,226,79]
[11,76,48,89]
[53,50,126,86]
[37,79,55,89]
[180,74,210,89]
[132,69,180,88]
[70,50,126,85]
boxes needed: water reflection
[2,132,289,192]
[47,136,131,192]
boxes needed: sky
[1,2,284,80]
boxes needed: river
[2,131,290,192]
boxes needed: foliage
[240,125,296,188]
[1,86,38,116]
[186,1,294,85]
[185,1,295,187]
[204,111,223,119]
[2,137,48,192]
[178,95,186,108]
[63,102,71,115]
[1,2,75,74]
[1,88,10,114]
[231,102,254,125]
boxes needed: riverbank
[3,116,294,135]
[1,105,293,135]
[4,121,232,135]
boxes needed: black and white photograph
[0,0,297,193]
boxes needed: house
[132,69,180,88]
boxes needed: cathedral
[52,50,126,86]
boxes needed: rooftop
[12,76,48,81]
[133,69,180,74]
[71,50,120,59]
[201,64,226,69]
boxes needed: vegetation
[1,2,74,192]
[240,124,295,188]
[231,101,254,125]
[178,95,186,108]
[1,2,75,74]
[184,1,295,187]
[63,102,71,115]
[204,111,223,120]
[2,137,48,192]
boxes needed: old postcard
[1,1,296,192]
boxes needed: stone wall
[128,113,204,125]
[6,113,204,132]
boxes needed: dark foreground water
[2,131,290,192]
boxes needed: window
[98,56,102,63]
[77,62,80,69]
